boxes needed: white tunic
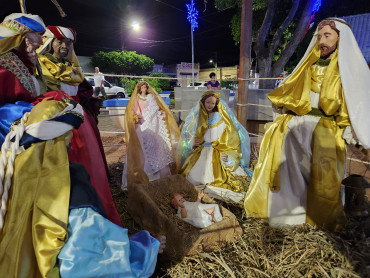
[176,201,223,228]
[187,121,227,185]
[60,82,78,96]
[268,91,328,226]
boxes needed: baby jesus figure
[170,192,223,228]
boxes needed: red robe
[0,50,36,103]
[0,50,121,226]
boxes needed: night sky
[1,0,370,67]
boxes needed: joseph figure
[244,18,370,231]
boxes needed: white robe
[121,94,173,189]
[267,91,344,226]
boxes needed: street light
[209,58,217,77]
[131,21,140,31]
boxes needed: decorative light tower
[186,0,199,85]
[302,0,322,39]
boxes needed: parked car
[86,77,128,98]
[187,82,207,89]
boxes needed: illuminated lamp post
[131,21,140,31]
[186,0,199,85]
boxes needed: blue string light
[311,0,322,13]
[186,0,199,32]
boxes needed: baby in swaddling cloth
[170,192,223,228]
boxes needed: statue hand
[221,153,228,162]
[197,191,204,202]
[193,138,202,147]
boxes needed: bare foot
[211,213,217,223]
[204,207,215,215]
[154,235,166,254]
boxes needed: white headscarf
[283,18,370,149]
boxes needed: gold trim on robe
[124,83,182,187]
[180,93,244,192]
[244,43,350,231]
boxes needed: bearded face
[52,38,73,59]
[317,24,339,58]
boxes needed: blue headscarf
[0,13,45,54]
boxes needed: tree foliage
[215,0,318,88]
[91,50,154,75]
[217,0,267,45]
[119,73,170,95]
[119,77,139,96]
[147,73,170,92]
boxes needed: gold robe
[244,45,349,231]
[0,101,73,277]
[37,53,84,93]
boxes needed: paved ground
[98,109,125,165]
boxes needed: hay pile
[162,217,369,278]
[139,180,210,234]
[108,162,370,278]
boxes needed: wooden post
[19,0,26,13]
[237,0,253,128]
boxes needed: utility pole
[214,51,218,78]
[237,0,253,129]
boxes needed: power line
[155,0,186,14]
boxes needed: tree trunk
[258,57,275,89]
[255,0,315,90]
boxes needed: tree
[119,73,170,96]
[119,77,139,96]
[215,0,319,88]
[147,73,171,92]
[91,50,154,76]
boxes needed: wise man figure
[244,18,370,231]
[0,13,45,103]
[36,26,121,226]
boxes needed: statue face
[52,38,73,59]
[140,84,148,94]
[204,96,217,112]
[171,193,185,209]
[318,25,339,58]
[23,32,43,66]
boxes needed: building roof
[341,13,370,63]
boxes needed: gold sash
[38,54,84,92]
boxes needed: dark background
[1,0,370,67]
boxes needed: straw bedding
[109,161,370,278]
[125,174,243,258]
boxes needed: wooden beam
[237,0,253,128]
